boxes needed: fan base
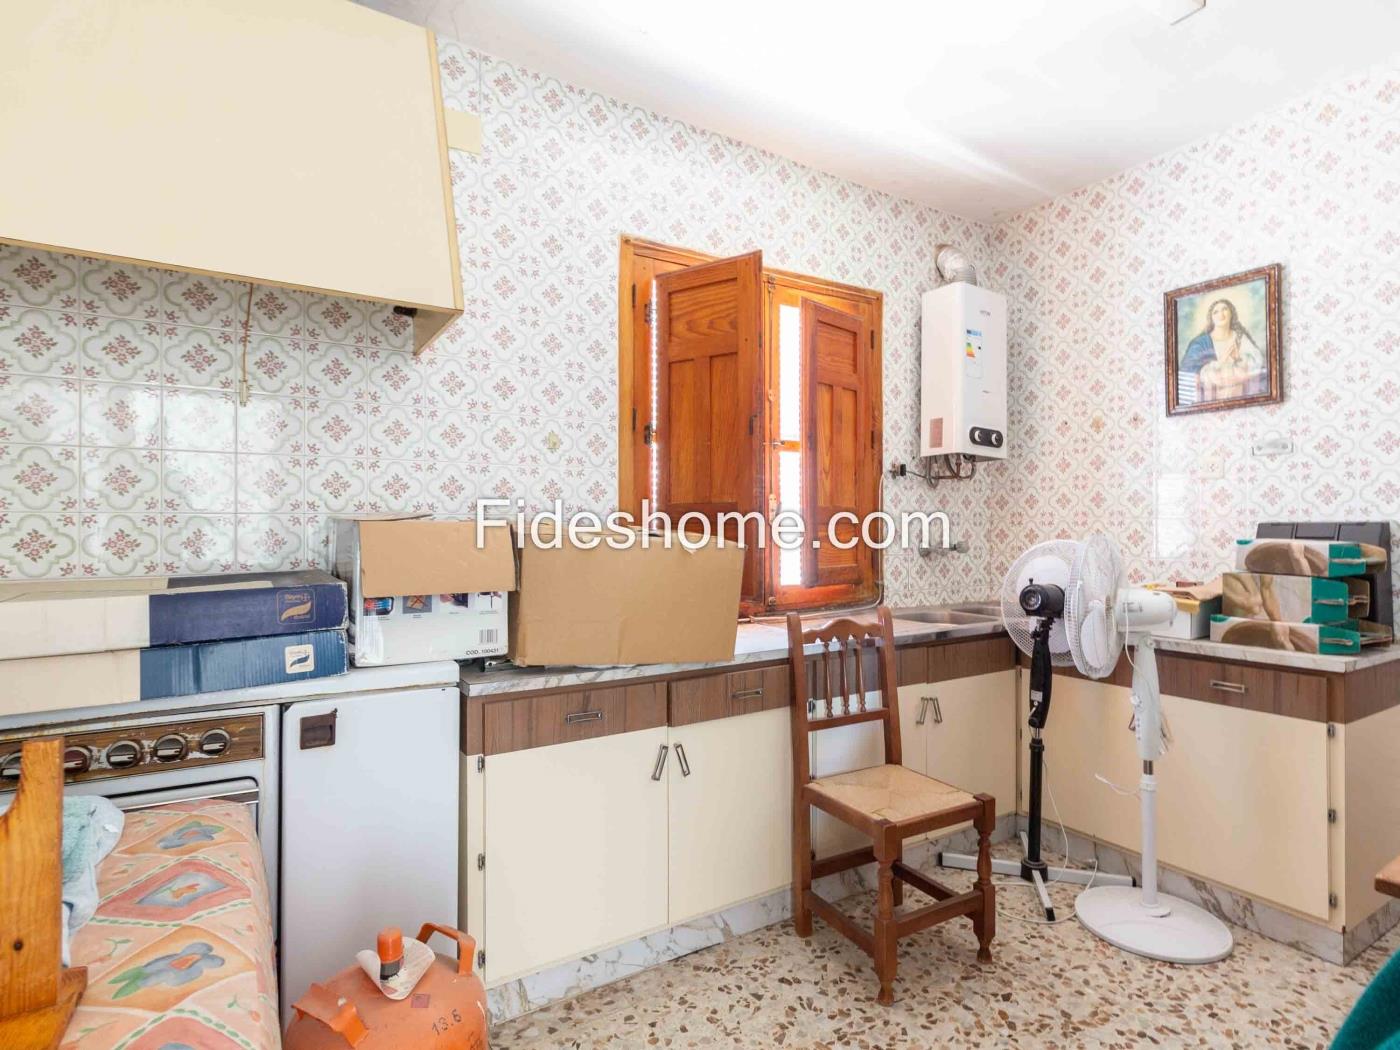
[1075,885,1233,964]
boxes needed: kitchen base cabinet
[1022,671,1334,922]
[481,727,669,984]
[1018,673,1140,854]
[1157,694,1331,920]
[924,669,1018,825]
[667,707,792,924]
[897,669,1017,841]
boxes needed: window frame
[618,235,883,614]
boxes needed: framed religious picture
[1164,264,1282,416]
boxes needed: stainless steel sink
[896,609,999,625]
[888,601,1004,639]
[946,601,1003,617]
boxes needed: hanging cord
[992,757,1102,925]
[237,283,254,407]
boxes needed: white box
[332,514,515,666]
[920,282,1008,459]
[351,590,508,665]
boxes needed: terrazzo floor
[492,845,1396,1049]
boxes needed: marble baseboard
[1022,818,1400,966]
[485,812,1018,1024]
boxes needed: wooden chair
[0,738,86,1050]
[787,608,995,1005]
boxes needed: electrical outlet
[1201,448,1227,480]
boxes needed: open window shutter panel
[801,299,869,588]
[653,250,764,607]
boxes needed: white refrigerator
[279,680,459,1022]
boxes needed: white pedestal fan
[944,535,1233,964]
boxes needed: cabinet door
[809,694,885,859]
[668,708,792,923]
[895,683,931,776]
[1019,674,1140,849]
[280,687,458,1020]
[925,669,1017,821]
[1157,695,1331,919]
[483,727,669,984]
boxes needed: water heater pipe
[933,243,978,286]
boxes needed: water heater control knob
[105,740,142,769]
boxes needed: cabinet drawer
[1157,653,1328,721]
[670,665,790,727]
[898,636,1016,686]
[480,682,666,755]
[897,645,927,686]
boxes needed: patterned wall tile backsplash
[0,251,417,578]
[3,35,1397,613]
[0,35,1003,603]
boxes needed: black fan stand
[938,583,1135,919]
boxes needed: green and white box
[1232,537,1384,578]
[1221,572,1365,625]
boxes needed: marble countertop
[460,614,1007,697]
[460,607,1400,698]
[1153,635,1400,673]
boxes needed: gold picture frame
[1164,264,1282,416]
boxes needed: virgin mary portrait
[1178,298,1267,404]
[1165,265,1281,415]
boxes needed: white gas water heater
[920,248,1008,460]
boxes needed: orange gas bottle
[284,923,488,1050]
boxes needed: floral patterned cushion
[62,801,279,1050]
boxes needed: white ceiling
[357,0,1400,221]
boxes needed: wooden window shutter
[801,299,871,588]
[653,250,764,606]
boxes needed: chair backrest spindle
[786,608,903,772]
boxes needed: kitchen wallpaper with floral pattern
[987,57,1400,600]
[2,36,1397,611]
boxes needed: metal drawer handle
[915,698,930,725]
[565,710,603,725]
[731,688,764,701]
[1209,679,1246,694]
[651,744,669,781]
[675,742,691,777]
[932,696,943,724]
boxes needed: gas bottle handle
[292,982,369,1047]
[415,922,478,977]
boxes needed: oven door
[99,776,261,827]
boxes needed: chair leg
[793,800,812,938]
[972,794,996,964]
[892,841,905,907]
[874,840,897,1005]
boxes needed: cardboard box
[1145,580,1220,639]
[510,525,743,666]
[332,514,516,666]
[1,630,348,717]
[1222,572,1363,625]
[0,570,346,661]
